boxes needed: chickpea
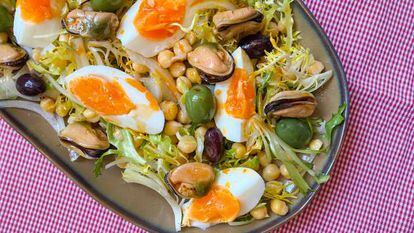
[169,62,186,78]
[173,39,192,59]
[55,101,72,117]
[262,164,280,181]
[160,100,178,121]
[280,164,290,179]
[0,32,8,44]
[257,151,271,167]
[309,139,323,150]
[184,32,197,45]
[195,126,207,138]
[133,63,149,74]
[177,109,191,124]
[40,97,56,113]
[178,135,197,154]
[157,50,175,68]
[250,206,269,220]
[176,76,192,94]
[270,199,288,216]
[232,143,247,159]
[185,68,201,84]
[307,61,324,75]
[83,109,100,123]
[164,121,183,136]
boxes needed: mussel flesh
[59,122,110,159]
[213,7,264,41]
[187,44,234,83]
[264,90,317,118]
[166,162,215,198]
[64,9,119,40]
[0,44,28,71]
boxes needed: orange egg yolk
[69,76,135,116]
[17,0,62,23]
[134,0,187,40]
[225,68,256,119]
[125,78,159,110]
[188,185,240,223]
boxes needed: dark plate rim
[0,0,350,232]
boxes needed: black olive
[203,127,224,163]
[239,34,273,59]
[16,73,46,96]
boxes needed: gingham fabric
[1,0,413,232]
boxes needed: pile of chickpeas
[138,33,206,155]
[40,96,101,123]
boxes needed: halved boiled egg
[182,167,265,229]
[65,65,165,134]
[117,0,236,57]
[14,0,64,48]
[214,47,255,142]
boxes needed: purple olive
[203,127,224,163]
[239,34,273,59]
[16,73,46,96]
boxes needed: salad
[0,0,346,231]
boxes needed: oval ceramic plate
[0,0,349,232]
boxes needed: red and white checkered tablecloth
[1,0,413,232]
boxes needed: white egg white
[13,6,62,48]
[117,0,237,58]
[65,65,165,134]
[117,0,187,58]
[214,47,255,143]
[182,167,265,229]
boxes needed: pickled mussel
[16,73,46,96]
[64,9,119,40]
[59,122,110,159]
[213,7,264,41]
[0,44,29,71]
[166,162,215,198]
[264,90,317,118]
[187,44,234,83]
[239,34,273,59]
[203,127,224,163]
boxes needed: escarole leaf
[142,134,188,167]
[106,124,147,165]
[122,163,182,232]
[325,103,347,144]
[93,149,118,177]
[240,156,260,171]
[248,116,312,193]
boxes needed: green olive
[90,0,123,12]
[184,85,215,124]
[0,6,12,32]
[275,118,312,149]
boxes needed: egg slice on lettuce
[117,0,236,57]
[214,47,255,142]
[14,0,64,48]
[182,167,265,229]
[65,65,165,134]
